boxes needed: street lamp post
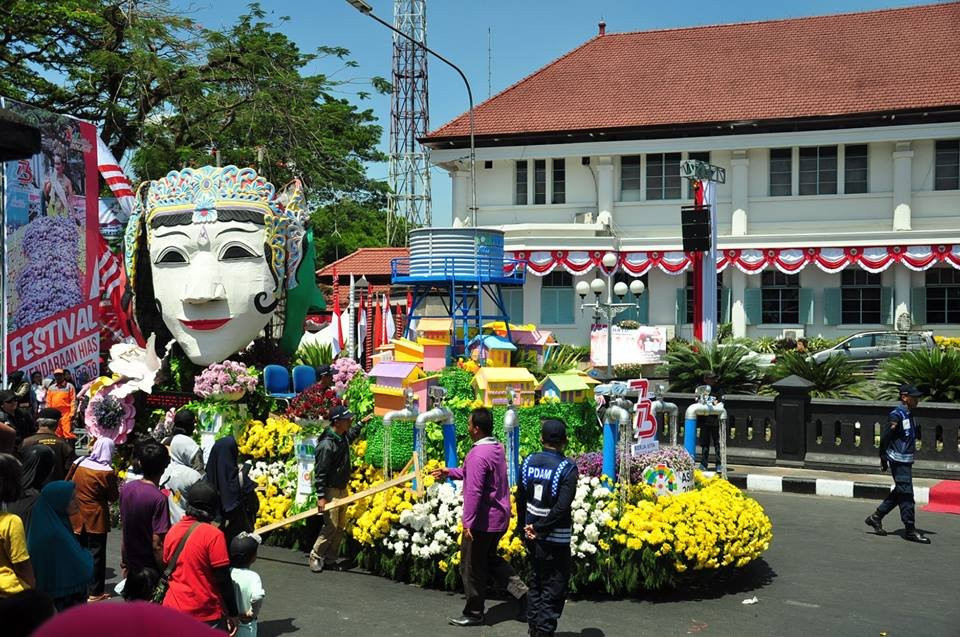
[576,252,646,379]
[345,0,478,228]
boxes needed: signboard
[626,378,658,452]
[3,100,100,383]
[295,435,319,500]
[590,325,667,367]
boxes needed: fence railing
[656,391,960,478]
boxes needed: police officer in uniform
[516,419,579,637]
[864,384,930,544]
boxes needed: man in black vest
[516,419,579,637]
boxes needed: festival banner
[3,99,100,383]
[589,325,668,367]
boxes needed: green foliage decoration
[294,342,333,368]
[764,352,870,399]
[876,348,960,403]
[661,341,762,394]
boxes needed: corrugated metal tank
[407,227,505,279]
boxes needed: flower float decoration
[84,381,136,443]
[193,360,259,400]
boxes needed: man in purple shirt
[120,439,171,579]
[431,408,527,627]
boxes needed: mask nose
[183,275,227,305]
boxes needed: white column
[894,263,911,327]
[731,268,747,338]
[893,142,913,231]
[524,275,542,327]
[451,166,469,225]
[730,150,749,236]
[596,156,614,221]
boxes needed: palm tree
[766,352,869,399]
[876,348,960,402]
[661,341,762,394]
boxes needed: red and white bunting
[507,244,960,277]
[96,136,134,221]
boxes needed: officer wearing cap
[309,405,369,572]
[865,384,930,544]
[515,419,579,637]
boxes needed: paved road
[104,492,959,636]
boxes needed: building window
[621,156,642,201]
[935,139,960,191]
[844,144,868,194]
[841,270,881,324]
[799,145,837,195]
[551,158,565,204]
[534,159,546,204]
[926,268,960,324]
[502,287,524,324]
[685,151,710,198]
[515,161,527,205]
[761,271,799,324]
[540,271,575,325]
[769,148,792,196]
[684,272,723,324]
[646,153,681,200]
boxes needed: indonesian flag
[332,268,344,354]
[96,136,134,222]
[373,291,383,351]
[97,234,144,345]
[383,291,396,343]
[357,293,367,361]
[405,288,416,336]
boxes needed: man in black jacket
[309,405,367,573]
[516,419,579,637]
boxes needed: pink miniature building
[416,318,453,373]
[511,329,556,365]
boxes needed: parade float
[77,167,771,595]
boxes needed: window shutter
[880,286,894,325]
[910,287,927,325]
[720,287,732,323]
[743,288,762,325]
[637,292,649,325]
[675,288,687,324]
[798,288,814,325]
[823,287,842,325]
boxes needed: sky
[178,0,929,226]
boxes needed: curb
[723,473,930,504]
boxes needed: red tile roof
[317,247,409,278]
[424,3,960,141]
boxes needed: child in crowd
[229,533,265,637]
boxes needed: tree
[0,1,394,263]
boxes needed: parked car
[718,343,777,369]
[811,331,934,369]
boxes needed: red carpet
[922,480,960,515]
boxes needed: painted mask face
[126,166,308,365]
[148,215,276,365]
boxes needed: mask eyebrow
[154,230,190,239]
[216,227,261,238]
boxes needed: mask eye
[221,244,259,261]
[155,248,188,265]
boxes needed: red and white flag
[357,293,367,362]
[97,234,144,345]
[331,268,344,354]
[96,136,134,222]
[383,292,395,343]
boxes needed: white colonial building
[422,3,960,346]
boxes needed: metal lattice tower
[388,0,431,245]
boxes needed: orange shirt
[45,384,76,439]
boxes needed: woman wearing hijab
[6,445,55,535]
[68,438,119,601]
[205,437,253,542]
[162,435,204,524]
[27,481,93,610]
[32,600,224,637]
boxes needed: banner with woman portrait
[2,99,100,384]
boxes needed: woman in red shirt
[162,481,239,634]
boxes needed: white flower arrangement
[570,475,614,559]
[385,481,462,560]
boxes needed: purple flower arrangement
[13,216,83,329]
[84,384,136,443]
[574,445,695,482]
[193,360,259,398]
[332,357,361,394]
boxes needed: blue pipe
[602,418,618,487]
[509,425,520,487]
[684,417,698,457]
[443,422,458,470]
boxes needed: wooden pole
[253,454,423,535]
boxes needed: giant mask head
[125,166,307,365]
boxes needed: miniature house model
[467,334,516,368]
[415,318,453,372]
[471,367,537,407]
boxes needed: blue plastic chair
[292,365,317,393]
[263,364,296,400]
